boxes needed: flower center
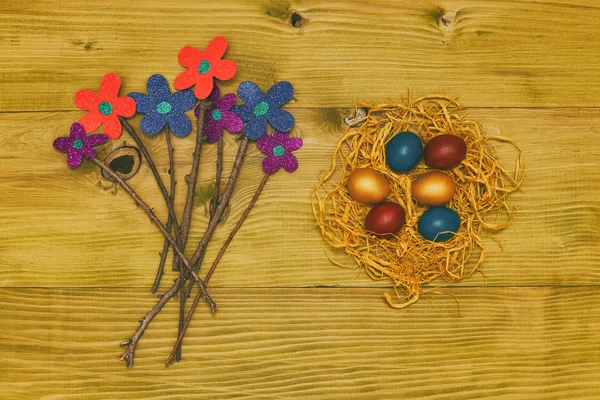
[253,101,269,117]
[212,109,223,121]
[98,101,112,115]
[272,145,285,157]
[157,101,172,114]
[198,60,211,74]
[72,139,83,149]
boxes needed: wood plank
[0,287,599,399]
[1,108,599,289]
[1,0,600,111]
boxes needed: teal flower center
[72,139,83,149]
[198,60,211,74]
[273,145,285,157]
[157,101,172,114]
[98,101,112,115]
[253,101,269,117]
[212,109,223,121]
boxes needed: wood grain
[2,1,600,397]
[1,0,600,111]
[1,108,599,288]
[0,287,599,399]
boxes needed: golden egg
[346,168,391,204]
[411,171,456,206]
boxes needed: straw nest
[312,96,524,309]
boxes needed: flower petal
[244,116,268,141]
[209,82,221,103]
[102,114,123,139]
[192,74,214,100]
[78,111,103,133]
[204,36,229,61]
[178,46,203,68]
[53,136,73,153]
[267,108,295,132]
[220,110,243,133]
[213,59,237,81]
[271,131,289,147]
[100,73,122,99]
[166,112,192,138]
[203,119,224,143]
[140,112,167,136]
[231,104,254,122]
[265,81,294,107]
[171,89,197,112]
[113,96,136,117]
[256,132,275,154]
[67,149,83,168]
[262,155,283,174]
[74,90,100,111]
[174,69,198,91]
[128,92,155,113]
[146,74,171,98]
[280,152,299,173]
[81,147,97,159]
[70,122,87,140]
[285,137,303,152]
[218,93,237,111]
[237,81,264,106]
[86,134,109,147]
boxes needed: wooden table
[1,1,599,398]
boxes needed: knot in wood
[290,12,305,28]
[438,10,457,30]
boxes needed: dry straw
[312,95,524,308]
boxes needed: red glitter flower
[74,73,136,139]
[174,37,237,100]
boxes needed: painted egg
[346,168,391,204]
[423,134,467,170]
[411,171,456,206]
[418,206,461,242]
[385,131,423,173]
[365,202,406,238]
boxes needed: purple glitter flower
[194,83,243,143]
[53,123,108,168]
[256,131,303,174]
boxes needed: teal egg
[418,206,460,242]
[385,131,423,173]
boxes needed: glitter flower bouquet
[52,37,303,368]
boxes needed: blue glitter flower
[232,81,295,140]
[128,74,197,138]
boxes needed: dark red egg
[423,134,467,170]
[364,202,406,238]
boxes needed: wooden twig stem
[119,117,181,234]
[174,112,216,361]
[90,157,215,312]
[120,278,182,369]
[165,173,270,365]
[151,128,176,293]
[173,103,208,361]
[210,134,224,217]
[205,173,269,282]
[182,137,249,302]
[117,136,248,368]
[175,102,209,271]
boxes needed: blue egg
[385,131,423,173]
[418,206,461,242]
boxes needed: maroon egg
[364,202,406,238]
[423,134,467,170]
